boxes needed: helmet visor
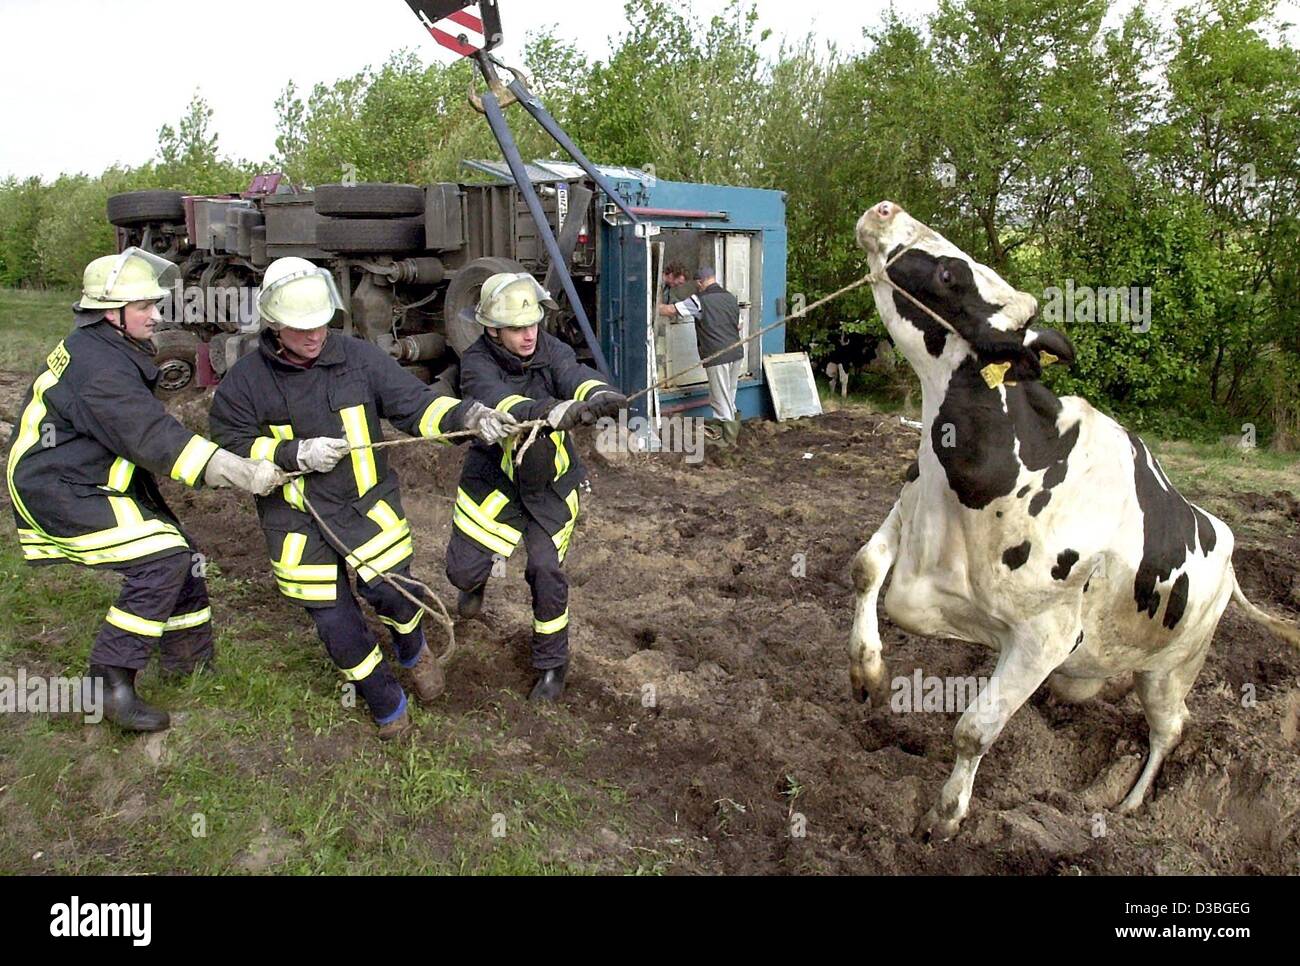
[81,247,179,308]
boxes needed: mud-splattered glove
[544,399,584,431]
[297,437,350,473]
[204,449,288,497]
[585,390,628,420]
[462,400,518,445]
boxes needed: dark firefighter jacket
[6,315,220,569]
[207,328,470,606]
[454,329,615,562]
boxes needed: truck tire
[107,190,185,227]
[314,183,424,218]
[315,216,424,253]
[443,256,529,355]
[151,330,199,395]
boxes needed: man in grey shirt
[656,265,744,446]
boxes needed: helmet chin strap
[107,306,155,354]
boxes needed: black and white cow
[849,200,1300,840]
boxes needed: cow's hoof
[849,661,890,707]
[1115,793,1145,815]
[916,808,963,842]
[851,679,891,708]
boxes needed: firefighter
[447,272,627,702]
[207,257,518,739]
[5,247,288,732]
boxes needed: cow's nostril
[877,201,893,218]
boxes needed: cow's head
[856,201,1072,392]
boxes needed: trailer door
[658,230,756,388]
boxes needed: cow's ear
[1025,326,1075,368]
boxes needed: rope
[289,476,461,669]
[273,242,929,672]
[623,241,926,407]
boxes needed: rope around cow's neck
[312,240,924,467]
[275,242,934,673]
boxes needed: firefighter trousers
[305,562,427,724]
[446,512,570,671]
[90,550,214,673]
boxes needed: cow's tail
[1230,565,1300,649]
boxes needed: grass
[0,285,650,875]
[0,537,636,874]
[3,287,1294,875]
[0,287,78,374]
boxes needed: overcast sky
[1,0,1296,180]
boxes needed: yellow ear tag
[1039,351,1059,366]
[980,361,1012,389]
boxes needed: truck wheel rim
[157,359,193,392]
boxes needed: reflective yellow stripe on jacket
[170,435,220,486]
[349,500,414,583]
[14,499,189,568]
[574,379,605,401]
[340,405,378,496]
[268,425,305,510]
[495,394,530,415]
[419,396,460,440]
[552,431,570,480]
[553,489,580,562]
[106,456,135,493]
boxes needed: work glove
[585,390,629,420]
[203,449,289,497]
[544,399,587,432]
[546,397,616,431]
[297,436,351,473]
[462,400,518,445]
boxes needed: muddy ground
[10,378,1300,874]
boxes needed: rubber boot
[89,663,170,732]
[722,417,742,447]
[529,663,568,702]
[457,583,486,618]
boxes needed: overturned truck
[108,167,788,425]
[108,171,605,394]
